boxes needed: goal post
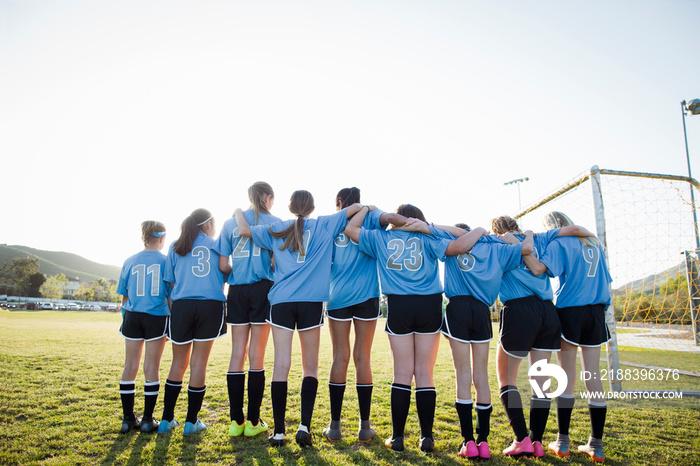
[514,166,700,393]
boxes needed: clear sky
[2,0,699,270]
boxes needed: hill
[612,262,685,295]
[0,244,120,283]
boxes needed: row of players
[116,182,610,462]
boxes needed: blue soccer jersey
[431,229,523,305]
[327,209,385,310]
[250,209,348,306]
[498,229,560,302]
[117,250,170,316]
[359,228,450,296]
[164,233,226,302]
[539,236,612,308]
[215,210,281,285]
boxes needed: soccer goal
[515,166,700,394]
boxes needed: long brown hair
[173,208,212,256]
[271,190,314,254]
[396,204,426,222]
[336,187,361,209]
[491,215,522,235]
[248,181,274,225]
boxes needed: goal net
[515,166,700,393]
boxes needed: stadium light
[682,99,700,249]
[504,177,529,211]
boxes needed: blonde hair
[271,190,314,255]
[141,220,166,247]
[542,211,600,248]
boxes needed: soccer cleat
[323,425,342,442]
[244,419,268,437]
[183,419,208,435]
[119,417,141,434]
[140,418,160,433]
[157,418,180,434]
[295,429,313,447]
[503,436,534,457]
[358,426,376,442]
[419,436,435,452]
[477,441,491,459]
[384,436,404,452]
[268,433,286,447]
[548,433,570,457]
[458,440,479,459]
[532,440,545,457]
[578,436,605,463]
[228,420,245,437]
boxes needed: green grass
[1,311,699,465]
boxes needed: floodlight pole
[504,177,529,211]
[682,100,700,249]
[682,99,700,346]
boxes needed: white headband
[197,216,212,226]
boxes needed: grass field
[1,310,699,465]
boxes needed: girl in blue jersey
[521,212,611,463]
[215,182,281,439]
[492,215,594,458]
[427,223,533,459]
[158,208,227,436]
[116,220,170,434]
[233,190,363,448]
[323,187,406,444]
[345,205,487,453]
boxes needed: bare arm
[379,212,407,227]
[520,230,535,256]
[234,208,251,237]
[344,203,365,219]
[345,205,370,243]
[556,225,595,238]
[433,224,468,237]
[445,227,488,255]
[219,255,232,274]
[121,295,128,306]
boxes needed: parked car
[55,304,66,310]
[66,303,80,310]
[26,303,38,310]
[106,304,119,312]
[39,303,54,310]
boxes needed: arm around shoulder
[445,227,487,255]
[234,208,251,237]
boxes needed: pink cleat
[458,440,479,459]
[503,436,534,457]
[532,440,544,457]
[477,441,491,459]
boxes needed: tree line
[0,258,119,302]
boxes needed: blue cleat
[183,419,208,435]
[157,418,180,434]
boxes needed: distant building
[64,277,80,297]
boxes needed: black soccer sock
[246,370,265,422]
[499,385,528,441]
[528,397,552,442]
[475,403,493,444]
[185,385,206,424]
[271,381,288,435]
[356,383,373,422]
[329,382,346,422]
[227,372,245,424]
[161,379,182,423]
[142,380,160,421]
[390,383,411,438]
[556,395,575,435]
[300,376,319,429]
[119,380,136,421]
[588,402,607,439]
[455,398,474,442]
[415,387,436,439]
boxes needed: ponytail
[491,215,522,235]
[248,181,274,225]
[173,208,212,256]
[271,190,314,254]
[335,187,361,209]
